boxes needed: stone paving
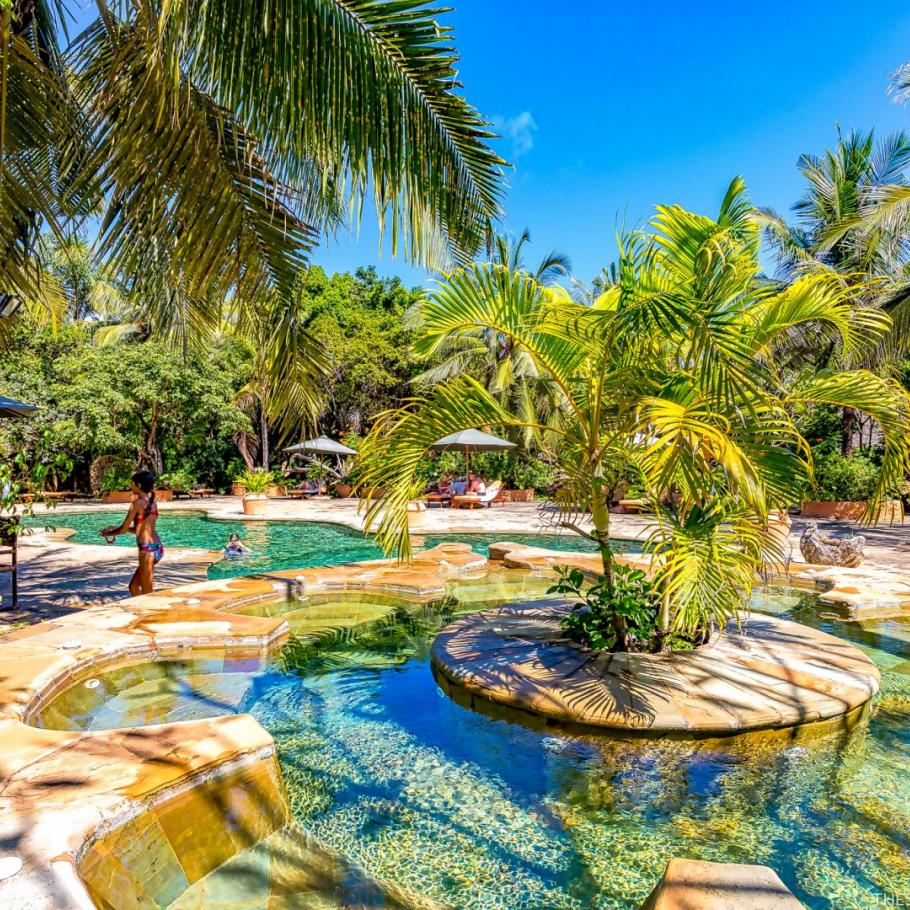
[0,543,486,910]
[432,597,879,735]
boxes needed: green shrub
[548,565,661,653]
[235,468,275,493]
[158,468,196,491]
[511,458,555,491]
[812,451,880,502]
[100,463,135,492]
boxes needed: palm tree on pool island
[357,178,910,652]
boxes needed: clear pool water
[37,573,910,910]
[23,509,622,579]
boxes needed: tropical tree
[758,129,910,453]
[357,179,910,651]
[227,289,327,471]
[298,266,424,436]
[2,0,506,349]
[411,229,571,447]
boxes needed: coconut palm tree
[411,229,570,447]
[228,291,326,471]
[2,0,506,333]
[357,178,910,651]
[758,129,910,453]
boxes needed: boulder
[799,522,865,567]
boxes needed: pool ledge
[433,549,881,736]
[0,542,487,909]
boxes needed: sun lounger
[286,482,319,499]
[451,480,504,509]
[618,498,649,513]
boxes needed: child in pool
[223,533,252,558]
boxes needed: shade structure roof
[0,395,36,419]
[284,436,357,456]
[430,429,516,452]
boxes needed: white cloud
[492,111,538,159]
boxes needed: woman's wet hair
[132,470,156,516]
[229,533,240,542]
[132,470,155,494]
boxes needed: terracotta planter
[800,500,865,520]
[335,483,353,499]
[801,499,904,524]
[509,488,535,503]
[156,489,174,502]
[102,491,133,504]
[242,493,269,516]
[231,482,247,496]
[265,484,283,497]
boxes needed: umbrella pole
[465,446,470,482]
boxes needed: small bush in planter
[158,468,196,492]
[547,565,699,654]
[235,469,275,494]
[811,451,879,502]
[100,464,136,493]
[511,459,555,495]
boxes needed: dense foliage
[0,268,429,491]
[300,267,425,434]
[357,180,910,652]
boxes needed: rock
[640,858,805,909]
[799,522,865,567]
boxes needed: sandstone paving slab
[642,857,805,909]
[432,600,880,734]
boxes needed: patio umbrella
[284,436,357,456]
[0,395,36,419]
[430,428,516,478]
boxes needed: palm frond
[166,0,507,268]
[69,15,323,308]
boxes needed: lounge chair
[451,480,504,510]
[188,485,215,498]
[618,498,649,514]
[286,480,319,499]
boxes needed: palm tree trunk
[841,407,856,457]
[260,407,269,471]
[590,488,628,651]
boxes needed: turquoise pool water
[23,509,624,579]
[37,574,910,910]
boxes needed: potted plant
[509,459,553,503]
[333,460,357,498]
[236,468,275,516]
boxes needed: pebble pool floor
[23,509,620,579]
[35,567,910,910]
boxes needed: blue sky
[316,1,910,288]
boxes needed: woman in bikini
[99,470,163,596]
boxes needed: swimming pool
[23,509,629,579]
[37,573,910,909]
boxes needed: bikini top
[134,497,158,525]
